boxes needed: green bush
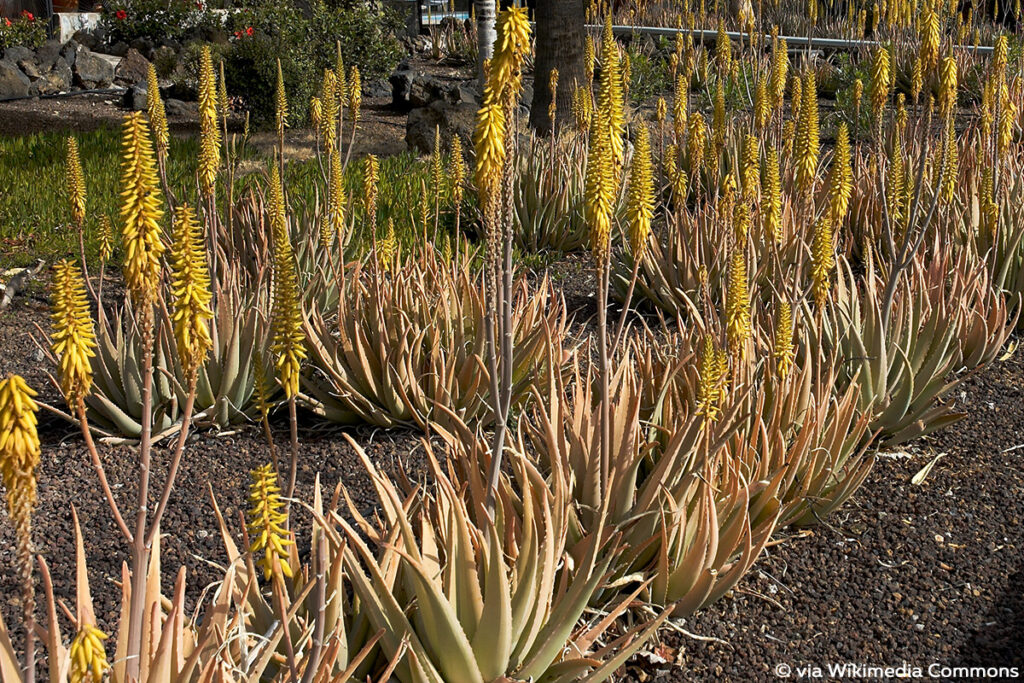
[224,0,404,127]
[0,12,47,51]
[99,0,224,45]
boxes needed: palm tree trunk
[530,0,586,135]
[476,0,497,86]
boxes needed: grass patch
[0,128,451,271]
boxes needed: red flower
[115,9,127,19]
[233,30,241,39]
[245,26,253,36]
[3,17,11,26]
[21,10,34,20]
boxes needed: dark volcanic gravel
[2,271,1023,681]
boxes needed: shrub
[223,0,403,127]
[0,12,46,51]
[99,0,223,46]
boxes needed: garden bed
[1,268,1021,680]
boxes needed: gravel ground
[2,264,1023,681]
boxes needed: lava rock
[0,60,31,99]
[106,41,130,58]
[60,39,80,68]
[115,48,151,85]
[37,60,72,95]
[129,37,155,59]
[363,78,390,99]
[124,82,148,110]
[72,29,99,51]
[34,40,63,72]
[17,58,42,81]
[165,98,198,117]
[406,99,477,154]
[74,47,116,88]
[3,46,34,65]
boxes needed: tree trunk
[530,0,586,135]
[476,0,497,86]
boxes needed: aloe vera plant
[303,246,570,431]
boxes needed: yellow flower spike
[268,165,306,400]
[473,86,506,210]
[98,216,114,263]
[69,624,109,683]
[169,205,214,376]
[715,19,731,73]
[548,67,559,127]
[811,214,835,308]
[349,65,362,126]
[489,6,530,104]
[774,299,795,380]
[66,137,86,228]
[754,76,769,130]
[762,149,782,243]
[319,69,338,154]
[687,111,706,181]
[247,463,294,581]
[939,56,957,120]
[712,79,726,147]
[50,260,96,406]
[886,147,905,227]
[771,38,789,111]
[664,143,679,186]
[673,74,687,142]
[325,147,346,247]
[573,85,593,134]
[275,58,288,137]
[450,135,465,206]
[375,218,399,271]
[656,96,667,127]
[741,133,759,202]
[119,111,164,307]
[309,96,322,129]
[585,115,615,264]
[597,14,625,167]
[626,124,654,257]
[941,119,958,203]
[827,122,852,224]
[725,247,751,354]
[696,335,724,422]
[870,46,891,123]
[217,60,229,122]
[431,128,444,201]
[363,154,380,231]
[0,375,40,514]
[918,0,940,74]
[197,45,220,195]
[852,78,864,120]
[794,71,820,196]
[146,63,169,155]
[911,56,923,105]
[789,75,802,125]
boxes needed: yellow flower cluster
[169,205,214,375]
[247,463,293,581]
[811,215,834,308]
[51,260,96,405]
[275,58,289,136]
[198,45,221,195]
[119,112,165,306]
[0,375,40,514]
[69,624,110,683]
[146,63,168,155]
[773,300,795,380]
[827,122,853,224]
[66,137,86,227]
[268,165,306,399]
[725,248,751,353]
[794,71,819,195]
[626,124,655,257]
[326,147,346,246]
